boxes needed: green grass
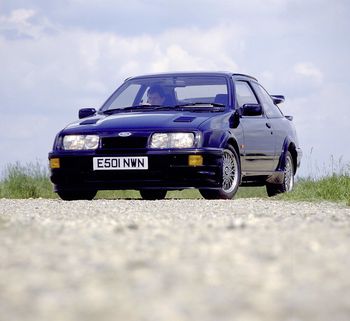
[0,162,56,199]
[278,175,350,205]
[0,161,349,205]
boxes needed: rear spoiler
[271,95,285,105]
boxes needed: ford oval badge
[118,132,132,137]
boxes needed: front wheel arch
[199,145,241,200]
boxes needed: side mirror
[79,108,96,119]
[271,95,285,105]
[242,104,262,116]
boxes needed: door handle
[266,122,271,128]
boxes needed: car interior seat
[163,94,174,106]
[214,94,228,106]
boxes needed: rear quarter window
[251,82,283,118]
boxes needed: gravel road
[1,198,350,321]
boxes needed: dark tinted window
[235,81,258,107]
[251,82,283,118]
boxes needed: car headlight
[63,135,99,150]
[150,133,195,149]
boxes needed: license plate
[93,157,148,170]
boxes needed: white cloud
[0,1,349,175]
[0,20,243,171]
[294,62,323,83]
[0,23,242,113]
[0,8,36,25]
[0,9,55,39]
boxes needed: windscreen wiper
[102,105,162,114]
[102,103,225,115]
[174,102,225,112]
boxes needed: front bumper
[49,148,224,192]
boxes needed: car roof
[126,71,258,82]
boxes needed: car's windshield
[101,75,229,112]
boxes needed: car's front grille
[101,136,148,149]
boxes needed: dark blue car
[49,72,302,200]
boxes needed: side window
[235,81,258,107]
[251,82,283,118]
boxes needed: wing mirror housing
[271,95,285,105]
[242,104,263,116]
[79,108,96,119]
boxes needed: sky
[0,0,349,177]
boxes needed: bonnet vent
[80,119,99,125]
[173,116,196,123]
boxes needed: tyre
[140,189,167,200]
[266,151,294,197]
[200,146,241,200]
[57,190,97,201]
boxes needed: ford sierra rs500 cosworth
[49,72,302,200]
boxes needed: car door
[235,81,276,173]
[251,82,286,170]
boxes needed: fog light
[188,155,203,166]
[50,158,60,169]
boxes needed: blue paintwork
[65,112,216,132]
[49,71,302,194]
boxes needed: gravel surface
[1,198,350,321]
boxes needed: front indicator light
[50,158,60,169]
[188,155,203,166]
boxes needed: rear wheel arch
[287,143,298,175]
[279,138,297,173]
[266,150,294,197]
